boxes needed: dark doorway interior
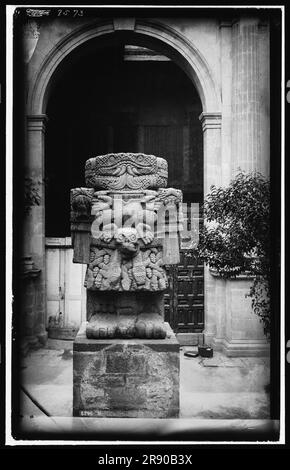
[45,44,203,236]
[45,43,204,332]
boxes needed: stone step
[176,332,204,346]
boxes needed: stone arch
[25,17,222,346]
[28,18,221,115]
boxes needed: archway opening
[45,39,203,236]
[45,35,204,333]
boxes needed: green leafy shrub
[198,171,270,337]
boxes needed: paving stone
[20,339,270,420]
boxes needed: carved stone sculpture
[71,153,183,340]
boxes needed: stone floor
[20,339,270,420]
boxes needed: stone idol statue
[70,153,183,340]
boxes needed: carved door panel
[164,250,204,332]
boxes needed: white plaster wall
[160,17,221,90]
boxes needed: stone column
[220,20,233,187]
[199,112,222,344]
[20,256,41,354]
[212,18,270,355]
[231,17,270,176]
[24,114,48,345]
[199,112,222,192]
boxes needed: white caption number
[287,80,290,103]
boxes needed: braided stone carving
[71,153,182,339]
[85,153,168,190]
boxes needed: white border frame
[5,3,286,446]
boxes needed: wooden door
[164,250,204,332]
[45,238,87,332]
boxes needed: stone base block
[48,326,78,340]
[211,337,270,357]
[73,322,180,418]
[176,332,204,346]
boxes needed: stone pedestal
[73,322,180,418]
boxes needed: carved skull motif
[115,227,139,256]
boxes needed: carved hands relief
[85,244,168,292]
